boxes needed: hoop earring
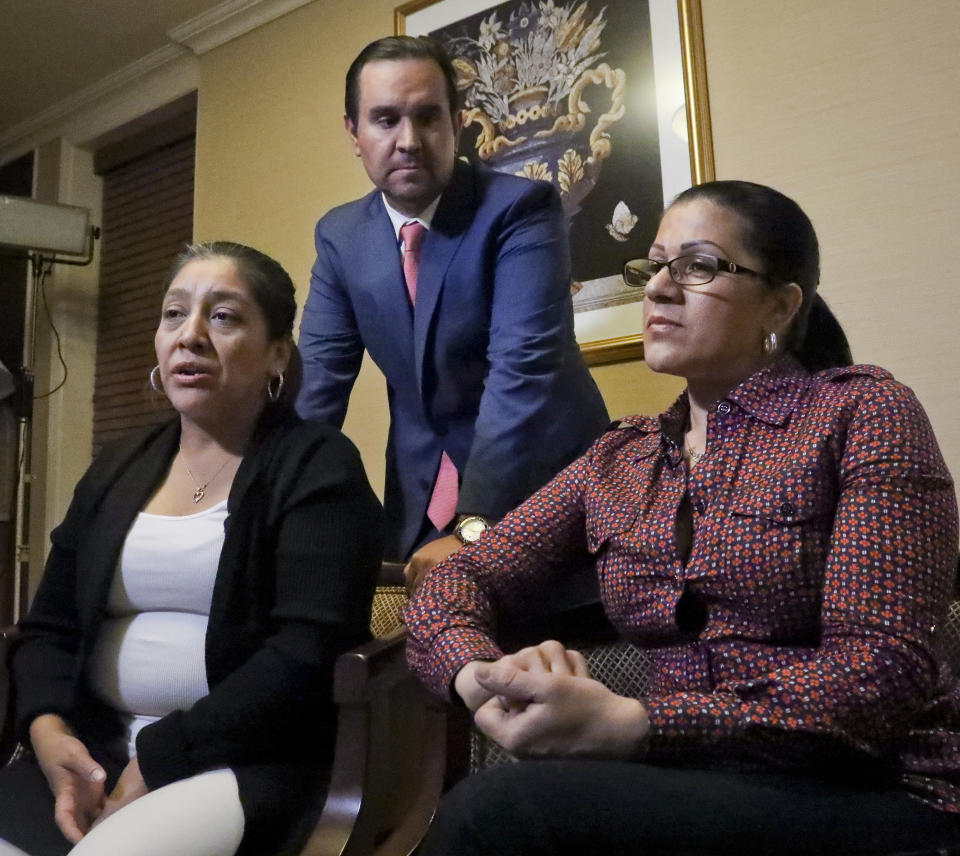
[267,371,284,403]
[150,365,164,393]
[763,331,778,355]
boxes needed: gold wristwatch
[453,514,490,544]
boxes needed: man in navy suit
[296,36,608,586]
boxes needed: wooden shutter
[92,135,194,453]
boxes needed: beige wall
[699,0,960,479]
[20,0,960,592]
[192,0,689,496]
[192,0,688,494]
[194,0,960,498]
[194,0,397,492]
[25,0,960,565]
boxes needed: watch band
[454,514,490,544]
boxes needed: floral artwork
[429,0,665,310]
[449,2,608,124]
[605,200,638,241]
[400,0,712,363]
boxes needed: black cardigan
[14,406,384,852]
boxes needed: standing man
[297,36,608,586]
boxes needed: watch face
[460,517,488,542]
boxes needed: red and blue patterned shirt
[406,358,960,811]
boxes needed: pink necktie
[400,221,459,530]
[427,451,458,530]
[400,221,426,303]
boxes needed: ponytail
[794,294,852,372]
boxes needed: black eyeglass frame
[622,254,768,288]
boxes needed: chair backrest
[938,599,960,674]
[370,587,407,638]
[369,562,408,639]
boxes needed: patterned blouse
[405,357,960,812]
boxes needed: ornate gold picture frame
[396,0,715,365]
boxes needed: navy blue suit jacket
[297,159,608,559]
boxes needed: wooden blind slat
[93,133,194,454]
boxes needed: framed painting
[396,0,715,364]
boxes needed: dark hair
[165,241,303,404]
[344,35,460,127]
[672,180,852,372]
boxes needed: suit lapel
[363,193,415,350]
[413,160,476,389]
[371,193,410,305]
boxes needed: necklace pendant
[181,446,230,504]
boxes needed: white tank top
[87,500,227,758]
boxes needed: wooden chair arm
[0,624,21,763]
[333,627,411,704]
[302,627,445,856]
[377,561,406,588]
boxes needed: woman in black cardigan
[0,242,384,856]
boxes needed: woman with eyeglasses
[405,180,960,855]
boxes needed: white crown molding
[0,45,198,167]
[167,0,316,55]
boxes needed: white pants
[65,768,245,856]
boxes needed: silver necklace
[180,446,231,503]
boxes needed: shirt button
[694,498,706,514]
[717,402,731,415]
[780,501,796,517]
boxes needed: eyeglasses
[622,254,767,288]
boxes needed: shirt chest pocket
[726,466,836,527]
[583,443,661,556]
[719,470,836,591]
[584,500,639,555]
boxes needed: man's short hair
[345,35,461,126]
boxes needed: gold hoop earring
[267,371,284,403]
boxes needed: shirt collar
[725,355,811,426]
[655,355,811,440]
[382,194,441,244]
[658,393,689,443]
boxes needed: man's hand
[472,657,649,759]
[453,641,590,713]
[30,714,107,843]
[90,756,149,830]
[404,534,463,594]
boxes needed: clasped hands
[453,640,650,759]
[29,714,148,843]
